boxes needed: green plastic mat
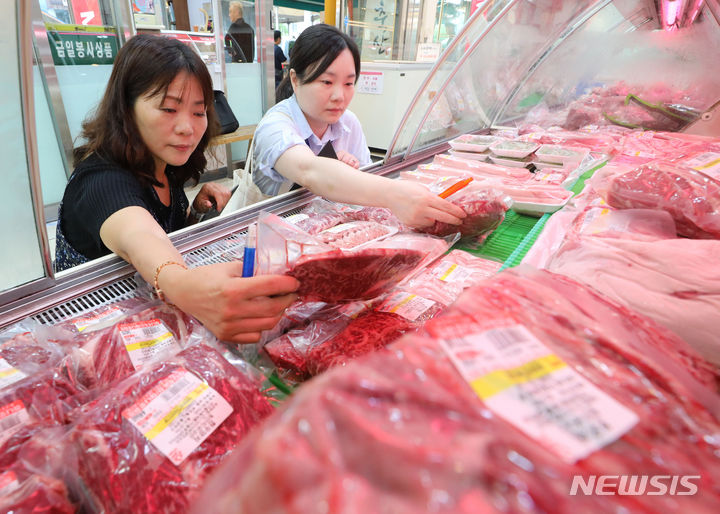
[456,209,542,263]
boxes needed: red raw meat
[0,473,75,514]
[597,162,720,239]
[68,344,273,513]
[288,247,425,302]
[0,424,74,513]
[305,311,413,375]
[0,369,83,428]
[192,268,720,514]
[421,193,509,238]
[62,302,209,390]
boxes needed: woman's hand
[160,261,299,344]
[336,150,361,169]
[193,182,232,214]
[386,181,466,228]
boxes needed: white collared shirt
[252,94,371,196]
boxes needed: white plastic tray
[535,144,590,165]
[449,134,499,152]
[489,154,534,168]
[449,149,491,161]
[512,194,572,217]
[489,140,540,158]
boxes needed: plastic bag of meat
[257,212,451,302]
[192,268,720,514]
[401,250,503,305]
[283,197,348,234]
[0,319,76,382]
[546,234,720,366]
[414,179,512,238]
[66,343,273,513]
[588,160,720,238]
[55,296,152,334]
[0,424,75,513]
[316,221,398,249]
[60,300,213,390]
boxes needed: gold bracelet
[153,260,188,305]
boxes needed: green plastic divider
[456,210,542,263]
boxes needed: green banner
[45,24,119,66]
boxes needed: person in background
[55,34,297,343]
[252,24,465,228]
[225,1,254,63]
[273,29,287,89]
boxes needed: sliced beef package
[67,344,273,513]
[257,212,450,302]
[193,268,720,514]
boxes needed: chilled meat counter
[3,0,720,512]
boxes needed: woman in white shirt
[252,24,465,228]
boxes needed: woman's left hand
[337,150,361,169]
[193,182,232,213]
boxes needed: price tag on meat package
[0,358,27,390]
[439,320,639,463]
[118,319,182,369]
[378,292,436,321]
[681,152,720,181]
[0,400,31,446]
[73,305,124,332]
[123,368,233,466]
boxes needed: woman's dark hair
[275,24,360,102]
[74,34,218,187]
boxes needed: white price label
[441,322,639,463]
[73,305,124,332]
[123,368,233,466]
[0,400,31,446]
[321,222,362,234]
[431,262,475,284]
[682,152,720,180]
[378,292,436,321]
[0,359,27,390]
[118,319,182,370]
[284,213,310,225]
[0,470,20,496]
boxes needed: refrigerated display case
[3,0,720,338]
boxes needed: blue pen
[242,224,256,277]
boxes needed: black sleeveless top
[55,154,188,272]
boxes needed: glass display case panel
[388,0,720,160]
[0,2,48,292]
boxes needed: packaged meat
[68,344,273,513]
[317,221,398,249]
[448,134,499,152]
[56,296,152,334]
[589,161,720,239]
[448,149,491,161]
[535,144,590,165]
[194,268,720,514]
[416,180,512,238]
[546,234,720,366]
[489,140,540,158]
[489,154,535,168]
[257,213,449,302]
[61,300,213,390]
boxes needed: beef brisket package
[192,267,720,513]
[64,343,273,513]
[588,160,720,239]
[256,212,451,302]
